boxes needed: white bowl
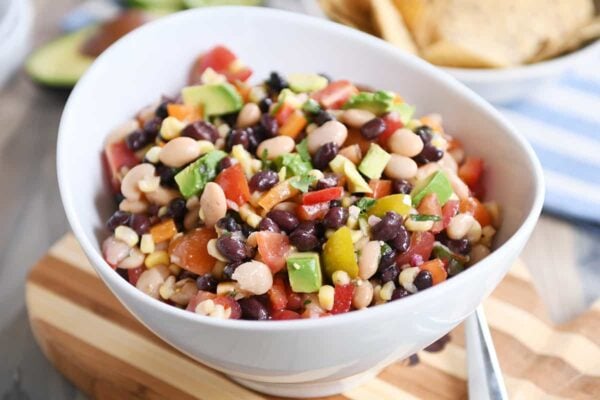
[57,7,544,398]
[443,39,600,104]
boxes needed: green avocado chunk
[411,170,453,206]
[329,155,372,194]
[358,143,391,179]
[127,0,184,11]
[287,252,322,293]
[288,73,328,93]
[343,90,415,123]
[182,83,243,117]
[174,150,227,198]
[25,27,96,88]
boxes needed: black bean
[125,129,150,151]
[239,297,270,320]
[392,179,413,195]
[414,270,433,291]
[156,164,177,187]
[447,238,471,256]
[379,246,397,269]
[258,217,280,233]
[329,199,342,207]
[260,114,279,138]
[241,223,256,239]
[249,170,279,192]
[413,144,444,164]
[223,262,242,280]
[217,157,235,173]
[165,198,186,222]
[267,210,299,233]
[323,207,348,229]
[289,222,320,251]
[258,97,273,113]
[266,72,288,93]
[196,274,218,293]
[216,216,241,232]
[312,142,339,170]
[379,264,399,283]
[106,210,131,231]
[155,101,169,119]
[181,121,218,143]
[314,110,334,126]
[390,226,410,252]
[226,128,250,151]
[216,236,248,262]
[371,212,403,241]
[114,193,125,206]
[316,173,340,190]
[414,125,433,144]
[220,112,239,128]
[360,118,386,140]
[143,117,162,140]
[391,287,410,300]
[129,214,151,235]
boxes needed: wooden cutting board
[25,234,600,400]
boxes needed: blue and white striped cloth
[497,58,600,223]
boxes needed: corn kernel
[248,85,267,103]
[160,116,185,140]
[250,159,262,174]
[332,270,351,286]
[217,281,237,296]
[195,299,215,315]
[169,263,182,275]
[197,140,215,155]
[159,276,176,300]
[318,285,335,311]
[138,175,161,193]
[115,225,139,247]
[305,123,318,134]
[144,250,169,269]
[481,225,496,247]
[399,267,420,293]
[308,169,324,181]
[207,239,228,262]
[379,281,395,301]
[157,206,168,218]
[405,218,434,232]
[239,203,261,228]
[140,234,155,254]
[341,195,353,208]
[144,146,162,164]
[278,166,287,182]
[217,123,230,138]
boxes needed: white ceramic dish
[57,7,544,398]
[443,39,600,104]
[0,0,33,87]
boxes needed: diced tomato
[215,164,251,206]
[417,193,443,233]
[188,45,252,84]
[287,292,304,311]
[104,140,140,192]
[344,128,371,154]
[168,228,217,275]
[419,258,447,285]
[302,187,343,205]
[297,201,330,221]
[254,231,290,273]
[274,103,295,125]
[442,200,459,229]
[460,197,492,227]
[396,231,435,267]
[279,110,308,138]
[378,112,404,145]
[127,267,144,286]
[214,295,242,319]
[331,284,354,314]
[268,274,288,311]
[272,309,301,320]
[311,80,359,109]
[186,290,216,312]
[367,179,392,199]
[458,157,484,189]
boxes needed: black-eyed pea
[231,260,273,295]
[121,163,155,201]
[200,182,227,228]
[145,186,180,206]
[352,280,374,309]
[358,240,381,280]
[256,136,295,160]
[384,154,418,180]
[170,279,199,306]
[159,137,202,168]
[341,109,376,128]
[447,213,475,240]
[237,103,261,128]
[388,128,424,157]
[307,120,348,154]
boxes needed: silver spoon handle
[466,306,509,400]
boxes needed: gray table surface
[1,1,599,399]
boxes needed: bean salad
[101,45,500,321]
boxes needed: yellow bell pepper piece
[323,226,359,279]
[368,194,412,217]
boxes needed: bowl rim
[57,6,545,332]
[442,38,600,82]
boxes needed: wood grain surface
[25,235,600,400]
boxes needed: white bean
[117,247,145,269]
[200,182,227,228]
[170,279,199,306]
[384,154,418,180]
[232,260,273,295]
[447,213,475,240]
[237,103,261,128]
[256,136,295,160]
[121,163,155,201]
[119,198,149,214]
[307,120,348,154]
[159,137,201,168]
[145,186,180,206]
[102,236,130,266]
[358,241,381,280]
[341,109,376,128]
[352,280,374,309]
[136,265,169,299]
[469,244,491,265]
[388,128,424,157]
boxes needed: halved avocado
[25,28,96,88]
[183,0,262,7]
[126,0,184,12]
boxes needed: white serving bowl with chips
[57,7,544,397]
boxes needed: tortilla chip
[392,0,441,48]
[422,39,508,68]
[370,0,418,53]
[319,0,375,34]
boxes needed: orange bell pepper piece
[150,219,178,243]
[258,181,299,211]
[279,110,308,138]
[460,197,492,227]
[167,104,202,122]
[419,258,447,285]
[367,179,392,199]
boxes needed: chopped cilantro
[355,197,376,214]
[290,173,317,193]
[296,138,312,163]
[276,153,312,177]
[302,98,321,115]
[410,214,442,222]
[303,299,312,306]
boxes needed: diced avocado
[411,170,453,206]
[174,150,226,198]
[288,73,328,93]
[127,0,184,11]
[391,102,416,125]
[286,252,322,293]
[367,194,412,217]
[302,99,321,114]
[182,83,243,117]
[329,155,372,194]
[183,0,262,7]
[25,27,96,88]
[358,143,391,179]
[343,90,415,123]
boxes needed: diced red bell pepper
[214,295,242,319]
[188,45,252,84]
[297,201,330,221]
[460,197,492,227]
[331,284,354,314]
[272,309,301,320]
[396,231,435,267]
[104,140,140,192]
[367,179,392,199]
[417,193,443,233]
[215,164,251,206]
[268,274,288,312]
[458,157,484,189]
[378,112,404,145]
[442,200,459,229]
[311,80,359,109]
[419,258,447,285]
[254,231,290,273]
[302,186,343,205]
[127,267,144,286]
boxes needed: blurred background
[0,0,598,398]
